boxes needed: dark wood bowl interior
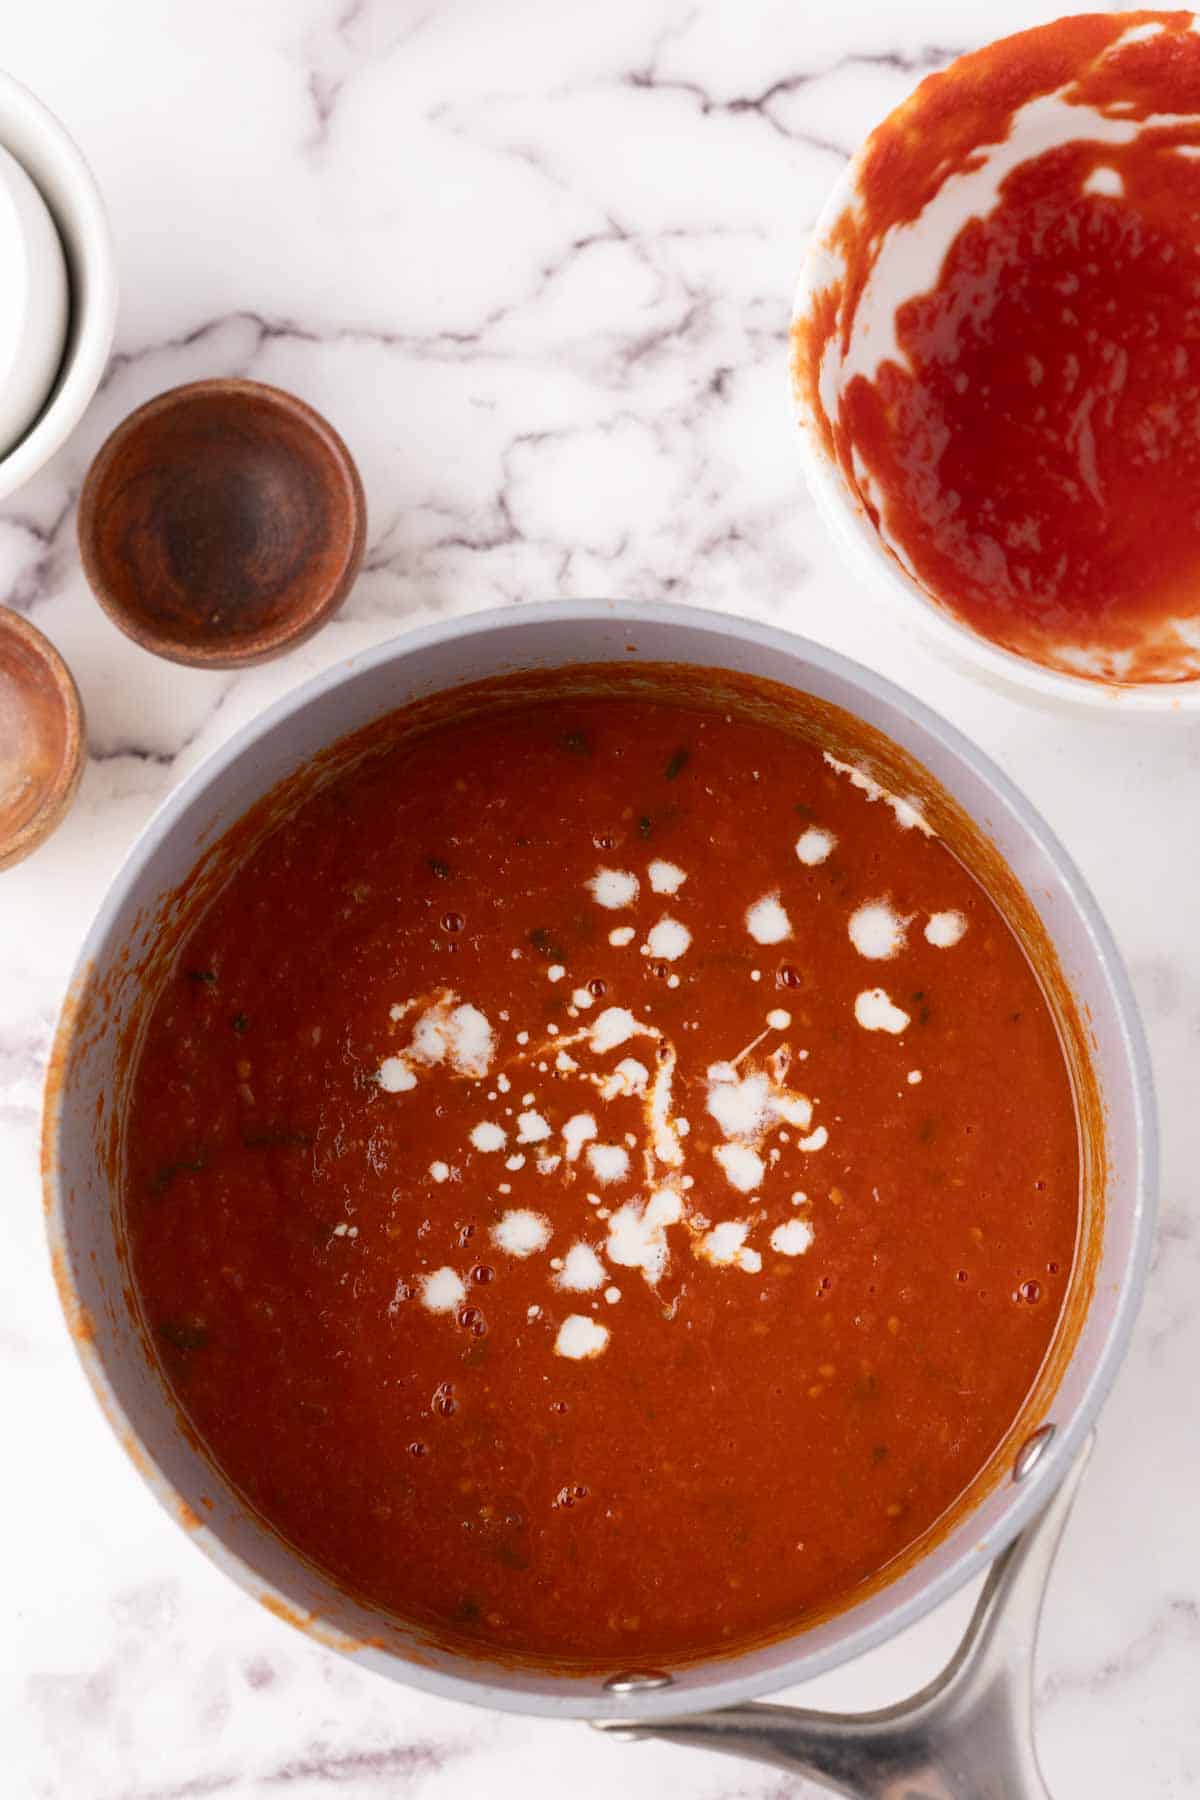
[0,607,85,870]
[78,379,367,669]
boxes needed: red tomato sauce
[795,12,1200,682]
[123,680,1079,1667]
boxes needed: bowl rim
[0,68,117,502]
[789,59,1200,715]
[0,604,85,870]
[76,376,368,669]
[41,598,1158,1718]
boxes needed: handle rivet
[1013,1422,1055,1482]
[603,1670,673,1693]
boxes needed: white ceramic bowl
[0,141,69,459]
[0,70,116,499]
[791,20,1200,716]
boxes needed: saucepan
[43,601,1154,1797]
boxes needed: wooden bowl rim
[0,605,86,871]
[77,377,368,670]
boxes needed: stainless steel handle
[593,1438,1092,1799]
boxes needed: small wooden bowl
[0,607,85,870]
[77,379,367,669]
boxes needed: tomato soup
[794,12,1200,683]
[122,672,1079,1667]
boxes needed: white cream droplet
[925,911,967,948]
[586,868,639,909]
[469,1121,506,1153]
[854,989,910,1034]
[555,1314,610,1359]
[848,900,908,960]
[586,1142,630,1185]
[590,1007,641,1054]
[648,859,687,895]
[714,1142,765,1193]
[1083,165,1124,197]
[599,1058,649,1100]
[823,752,932,836]
[698,1219,760,1272]
[646,916,691,961]
[377,1057,416,1093]
[556,1244,607,1292]
[605,1187,683,1286]
[563,1112,597,1162]
[420,1267,465,1313]
[746,894,792,945]
[771,1218,815,1256]
[795,827,836,866]
[491,1210,552,1257]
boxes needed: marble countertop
[3,2,1195,1795]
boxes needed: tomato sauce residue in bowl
[122,676,1078,1667]
[794,13,1200,684]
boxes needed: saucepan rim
[42,599,1157,1720]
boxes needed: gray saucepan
[42,601,1156,1798]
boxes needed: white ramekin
[0,69,116,500]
